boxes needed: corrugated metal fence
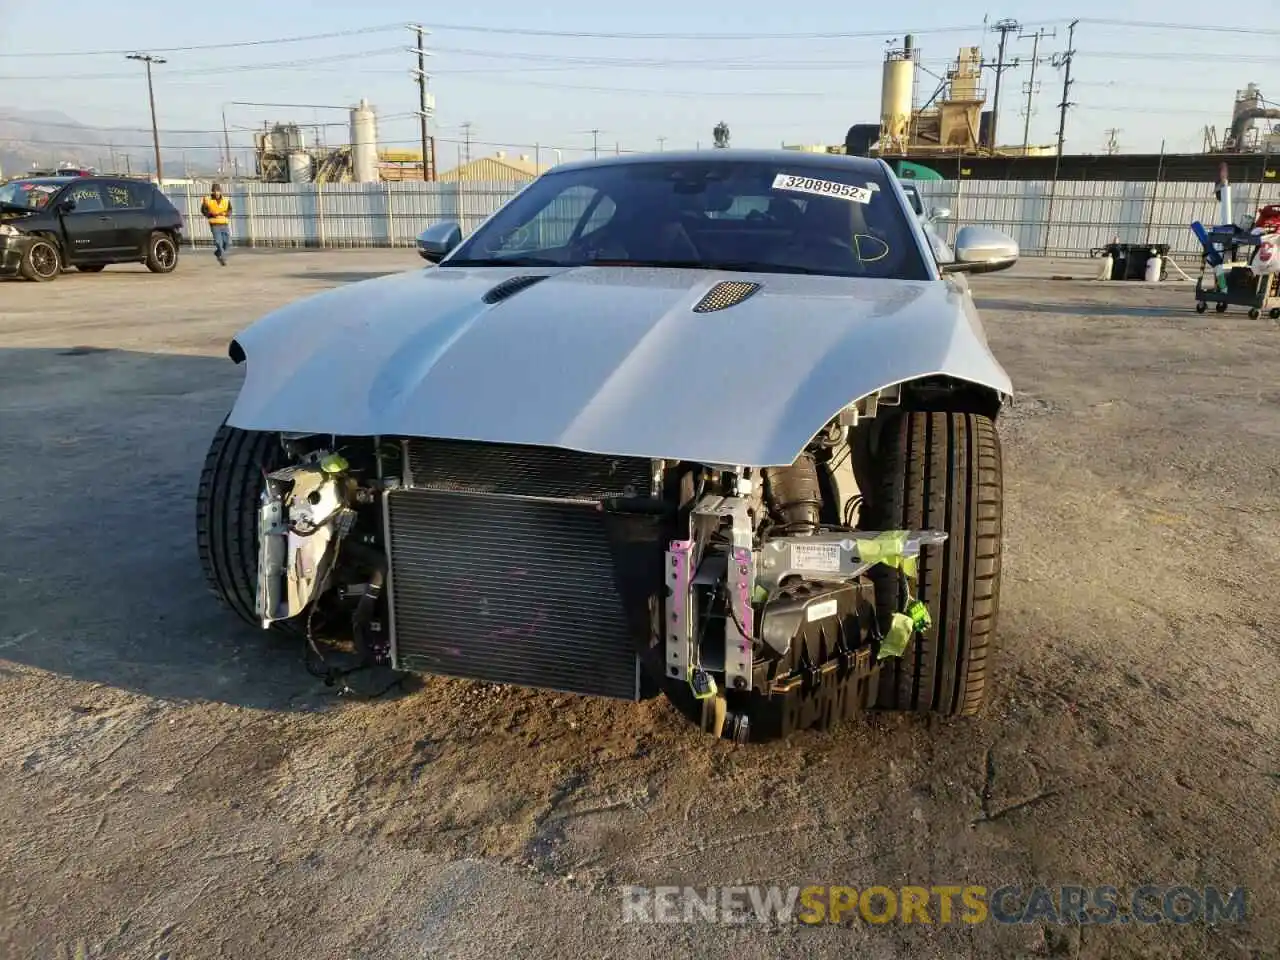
[165,178,1280,260]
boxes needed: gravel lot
[1,249,1277,960]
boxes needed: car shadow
[0,346,366,712]
[287,271,408,284]
[974,297,1186,319]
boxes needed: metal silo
[287,151,313,183]
[350,98,379,183]
[880,36,916,153]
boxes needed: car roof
[550,149,890,177]
[5,175,144,186]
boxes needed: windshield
[445,159,930,280]
[0,181,62,211]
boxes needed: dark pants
[211,225,230,261]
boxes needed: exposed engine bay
[254,384,946,742]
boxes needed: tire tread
[196,423,291,631]
[866,411,1003,716]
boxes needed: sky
[1,0,1277,170]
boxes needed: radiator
[383,440,654,700]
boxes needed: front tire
[863,411,1004,716]
[146,231,179,273]
[196,423,292,630]
[19,238,62,282]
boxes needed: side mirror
[941,225,1018,275]
[416,221,462,263]
[56,197,77,213]
[929,206,953,221]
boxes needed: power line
[431,76,856,98]
[0,47,406,81]
[1077,50,1279,64]
[415,21,999,40]
[1074,17,1280,36]
[0,25,404,58]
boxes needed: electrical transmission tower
[1018,27,1056,152]
[983,19,1021,151]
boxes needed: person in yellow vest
[199,183,232,266]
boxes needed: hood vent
[482,274,549,305]
[692,280,762,313]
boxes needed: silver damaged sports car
[197,150,1018,742]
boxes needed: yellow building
[437,152,547,183]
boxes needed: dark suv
[0,176,184,281]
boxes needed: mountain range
[0,107,226,179]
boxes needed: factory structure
[248,97,546,185]
[250,99,412,184]
[788,35,1280,182]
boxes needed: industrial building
[818,35,1280,182]
[251,99,409,184]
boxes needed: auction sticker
[772,173,872,203]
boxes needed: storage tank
[880,38,916,151]
[286,151,313,184]
[349,98,379,183]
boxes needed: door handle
[98,216,112,222]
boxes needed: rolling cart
[1193,227,1280,320]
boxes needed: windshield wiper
[583,257,821,276]
[441,256,563,267]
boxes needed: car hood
[227,265,1012,467]
[0,202,36,221]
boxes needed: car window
[0,181,60,210]
[103,181,150,210]
[447,159,929,281]
[901,184,924,217]
[492,185,614,253]
[64,182,106,213]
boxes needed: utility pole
[657,136,666,151]
[1043,18,1079,255]
[408,24,435,181]
[221,109,233,178]
[984,19,1020,152]
[461,121,473,165]
[1018,27,1055,152]
[590,129,601,158]
[1103,128,1122,154]
[1052,20,1079,160]
[126,53,166,183]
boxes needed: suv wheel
[146,232,179,274]
[20,238,62,282]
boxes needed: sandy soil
[0,250,1276,959]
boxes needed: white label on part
[806,598,839,622]
[790,542,842,573]
[772,173,873,204]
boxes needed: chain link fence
[163,178,1280,261]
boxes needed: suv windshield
[445,159,930,280]
[0,180,62,211]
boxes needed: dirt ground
[0,249,1276,960]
